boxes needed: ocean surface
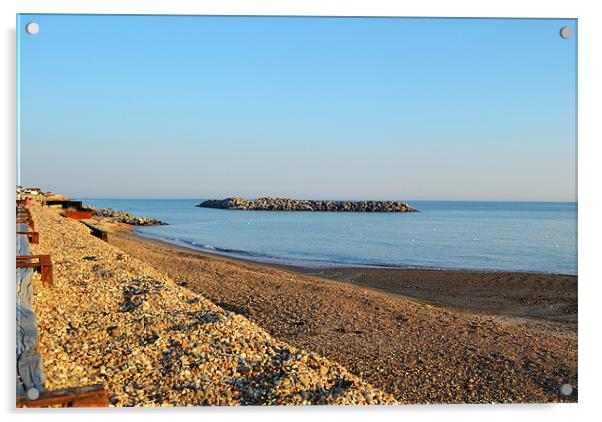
[79,199,577,275]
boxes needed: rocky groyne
[87,206,166,226]
[197,197,417,212]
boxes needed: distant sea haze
[81,199,577,275]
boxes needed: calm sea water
[79,199,577,275]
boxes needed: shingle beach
[28,204,394,406]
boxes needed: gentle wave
[133,231,572,275]
[139,232,422,269]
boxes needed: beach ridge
[28,203,395,406]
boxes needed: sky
[17,15,577,201]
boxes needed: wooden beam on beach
[16,219,35,230]
[64,209,93,220]
[17,231,39,244]
[16,235,45,397]
[17,255,53,285]
[80,220,109,242]
[16,384,110,408]
[44,200,84,210]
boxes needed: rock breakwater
[197,197,417,212]
[87,206,166,226]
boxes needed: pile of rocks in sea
[87,206,166,226]
[197,197,417,212]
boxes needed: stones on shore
[87,205,166,226]
[111,230,578,404]
[197,197,418,212]
[27,203,395,406]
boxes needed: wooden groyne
[16,200,110,407]
[45,199,85,209]
[81,220,109,242]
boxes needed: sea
[78,199,577,275]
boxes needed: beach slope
[27,204,394,406]
[110,233,578,404]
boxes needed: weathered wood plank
[81,220,109,242]
[17,384,110,408]
[16,234,45,395]
[16,302,37,353]
[17,350,44,396]
[16,223,29,232]
[16,233,30,256]
[16,235,32,309]
[44,199,84,210]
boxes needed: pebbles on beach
[28,205,395,406]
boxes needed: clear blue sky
[17,15,577,201]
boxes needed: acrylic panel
[16,14,577,407]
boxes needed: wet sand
[108,229,578,403]
[304,268,577,326]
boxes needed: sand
[108,231,578,404]
[306,268,577,326]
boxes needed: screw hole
[560,383,573,396]
[25,22,39,35]
[559,26,571,39]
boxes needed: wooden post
[16,231,39,244]
[16,255,54,286]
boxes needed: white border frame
[3,1,600,422]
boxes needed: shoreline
[131,229,578,277]
[124,230,578,325]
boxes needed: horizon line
[73,196,578,203]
